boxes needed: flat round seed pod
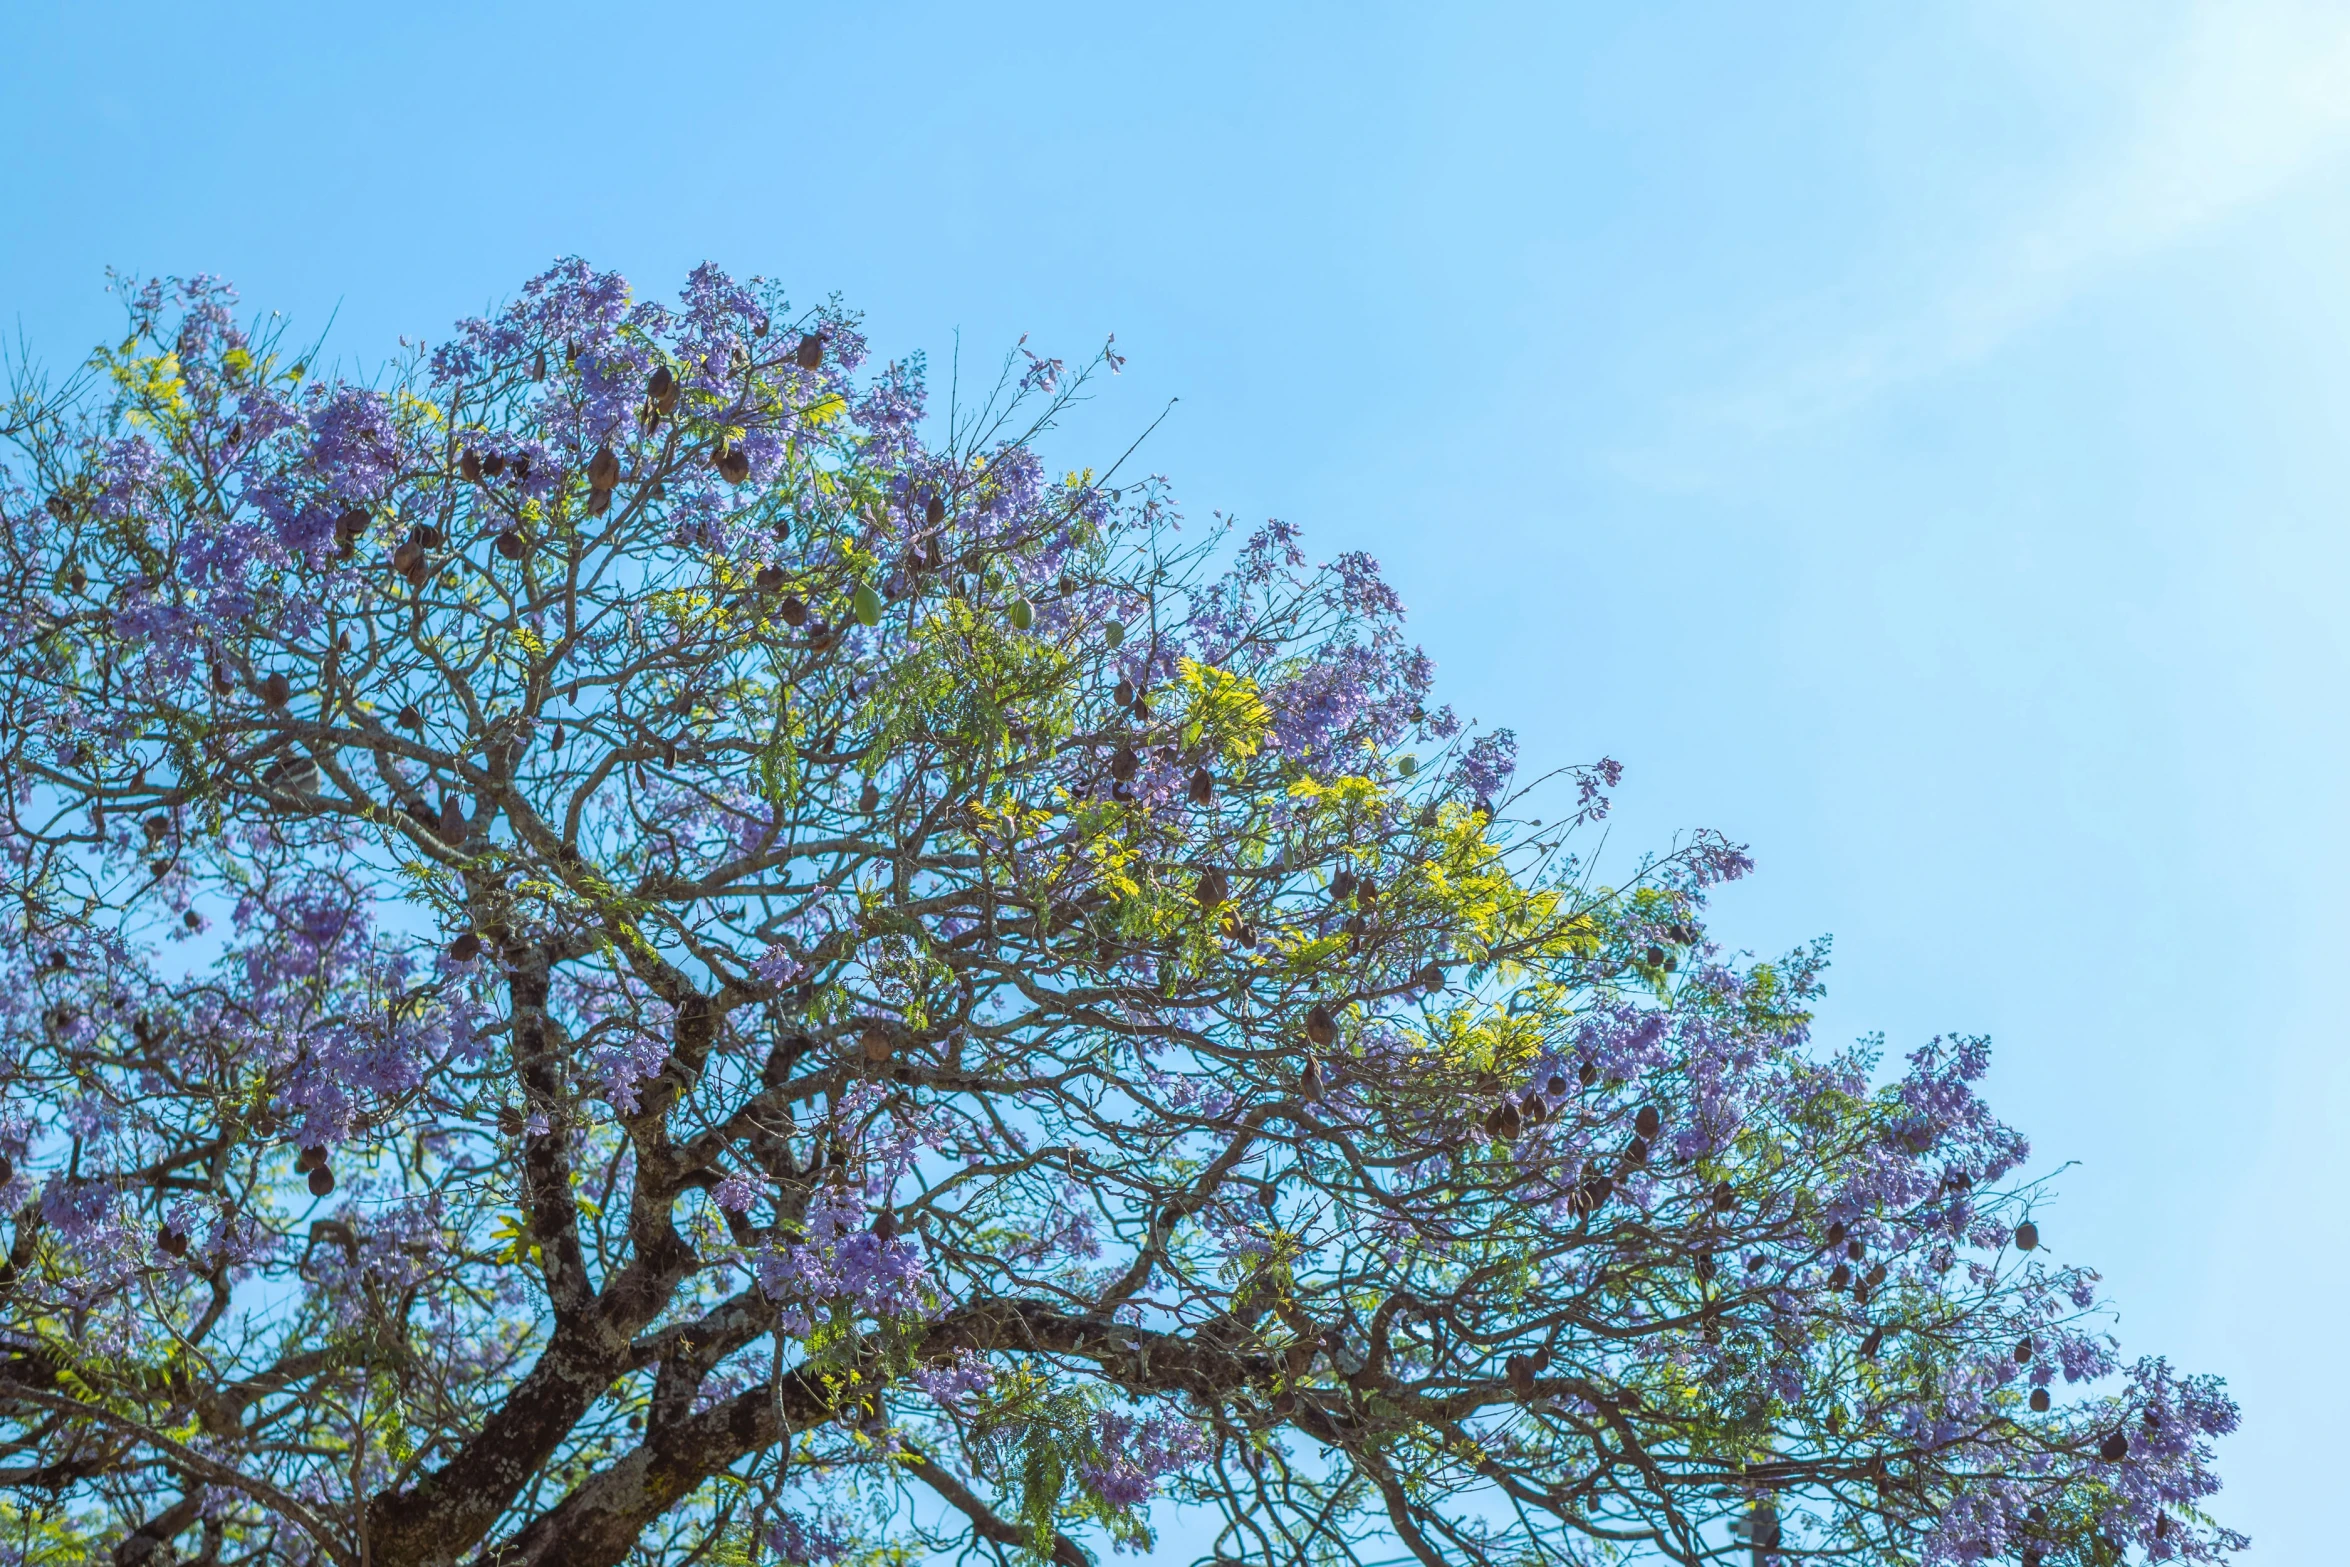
[398,705,422,730]
[308,1165,335,1197]
[1300,1058,1325,1102]
[859,781,881,813]
[2099,1432,2129,1462]
[1829,1263,1852,1289]
[2030,1388,2051,1412]
[1109,745,1138,782]
[1188,767,1214,805]
[1860,1326,1884,1357]
[1305,1005,1337,1048]
[1196,868,1228,911]
[756,564,787,592]
[1846,1240,1865,1261]
[495,530,525,559]
[2015,1338,2034,1364]
[262,672,291,707]
[1827,1221,1848,1246]
[461,450,484,483]
[1634,1104,1661,1140]
[450,932,482,962]
[861,1023,892,1064]
[647,365,675,402]
[158,1225,187,1257]
[925,495,946,526]
[1421,963,1448,993]
[1114,679,1135,707]
[1578,1061,1599,1087]
[587,446,620,490]
[780,595,808,627]
[718,447,753,484]
[795,333,824,370]
[2014,1221,2039,1251]
[1545,1072,1567,1096]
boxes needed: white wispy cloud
[1730,0,2350,430]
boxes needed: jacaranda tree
[0,264,2239,1567]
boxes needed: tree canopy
[0,264,2239,1567]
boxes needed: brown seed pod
[1113,679,1135,707]
[1300,1057,1325,1102]
[398,705,422,730]
[585,488,612,517]
[860,1022,892,1065]
[482,452,507,478]
[1520,1094,1548,1128]
[1634,1103,1661,1140]
[495,529,525,560]
[925,495,946,526]
[1506,1353,1535,1398]
[1845,1239,1865,1261]
[1188,766,1214,805]
[1827,1221,1848,1246]
[1418,962,1446,993]
[1485,1098,1522,1141]
[717,447,752,484]
[262,672,291,707]
[859,781,881,813]
[1578,1061,1599,1087]
[308,1165,335,1198]
[2030,1387,2051,1412]
[461,450,484,483]
[756,564,786,592]
[158,1225,187,1258]
[1331,869,1358,900]
[1196,868,1229,911]
[870,1209,897,1243]
[415,523,446,548]
[1304,1004,1337,1048]
[795,333,824,370]
[1865,1263,1887,1288]
[2015,1338,2034,1364]
[531,347,547,380]
[1829,1263,1852,1289]
[647,364,676,408]
[587,445,620,491]
[2014,1221,2039,1252]
[1108,744,1138,782]
[2099,1432,2129,1463]
[780,594,808,627]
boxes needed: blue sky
[6,1,2345,1557]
